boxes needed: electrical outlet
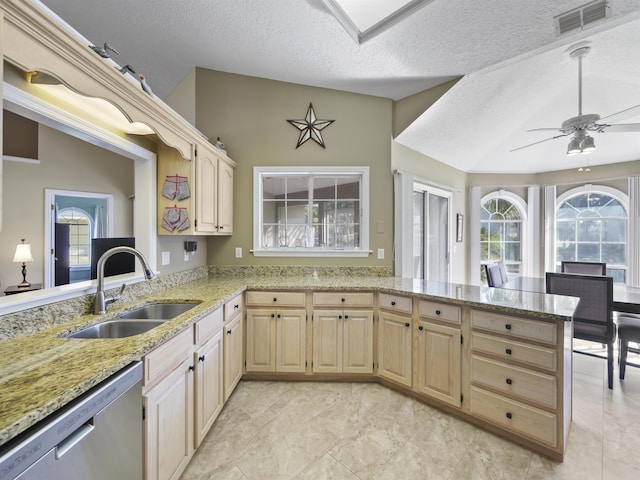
[161,251,170,265]
[235,247,242,258]
[377,248,384,260]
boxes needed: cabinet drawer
[419,301,461,325]
[144,328,193,388]
[471,356,557,409]
[312,292,374,308]
[194,307,223,346]
[378,293,412,314]
[470,386,557,447]
[471,310,557,345]
[246,291,306,307]
[224,294,244,321]
[471,332,557,371]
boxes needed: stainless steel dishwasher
[0,361,143,480]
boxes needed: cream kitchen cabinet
[223,293,244,401]
[416,300,462,407]
[245,291,306,373]
[157,141,235,236]
[469,309,565,449]
[143,307,224,480]
[377,294,413,387]
[312,292,374,374]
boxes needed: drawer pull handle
[391,301,396,306]
[506,348,512,355]
[234,304,239,309]
[506,378,513,385]
[189,365,195,372]
[435,310,441,315]
[418,325,424,331]
[405,323,410,328]
[227,329,232,335]
[505,324,512,330]
[199,355,205,362]
[506,412,513,419]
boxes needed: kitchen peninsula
[0,270,578,471]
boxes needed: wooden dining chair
[546,272,615,389]
[561,261,606,275]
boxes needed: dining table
[499,275,640,315]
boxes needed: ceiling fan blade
[602,123,640,133]
[510,132,571,152]
[526,127,563,133]
[599,105,640,123]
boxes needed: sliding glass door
[413,185,450,282]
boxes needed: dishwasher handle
[55,420,95,459]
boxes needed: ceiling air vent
[555,0,609,35]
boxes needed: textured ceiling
[39,0,640,174]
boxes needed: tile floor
[180,354,640,480]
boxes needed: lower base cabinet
[143,308,224,480]
[377,310,412,387]
[223,314,243,401]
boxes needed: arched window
[556,187,628,283]
[480,192,526,283]
[57,207,92,266]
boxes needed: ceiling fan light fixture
[567,137,582,155]
[580,135,596,153]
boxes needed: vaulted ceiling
[41,0,640,174]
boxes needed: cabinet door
[246,309,276,372]
[194,330,223,447]
[195,150,218,233]
[143,359,194,480]
[276,309,306,373]
[343,310,374,374]
[312,310,342,373]
[217,158,234,234]
[417,320,461,407]
[224,314,243,401]
[378,311,412,387]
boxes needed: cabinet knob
[505,348,512,355]
[199,355,205,362]
[277,314,281,318]
[391,301,396,306]
[271,313,275,318]
[227,329,232,335]
[188,365,195,372]
[234,304,239,309]
[435,310,441,315]
[338,315,343,319]
[273,298,277,302]
[219,226,224,230]
[344,314,349,319]
[506,412,513,419]
[341,298,346,302]
[506,378,513,385]
[505,324,512,330]
[405,322,410,328]
[418,325,424,331]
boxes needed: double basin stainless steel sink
[66,302,199,339]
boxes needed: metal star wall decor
[287,103,335,148]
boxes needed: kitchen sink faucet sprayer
[94,246,156,314]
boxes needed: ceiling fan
[511,44,640,155]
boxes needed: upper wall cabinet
[157,141,235,236]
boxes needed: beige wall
[194,68,394,268]
[165,68,196,126]
[0,125,134,288]
[390,141,469,283]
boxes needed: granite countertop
[0,275,578,447]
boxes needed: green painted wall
[195,68,394,268]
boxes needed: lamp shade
[567,137,581,155]
[580,135,596,153]
[13,241,34,263]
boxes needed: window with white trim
[480,192,527,283]
[253,167,369,257]
[556,187,628,283]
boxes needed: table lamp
[13,239,34,288]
